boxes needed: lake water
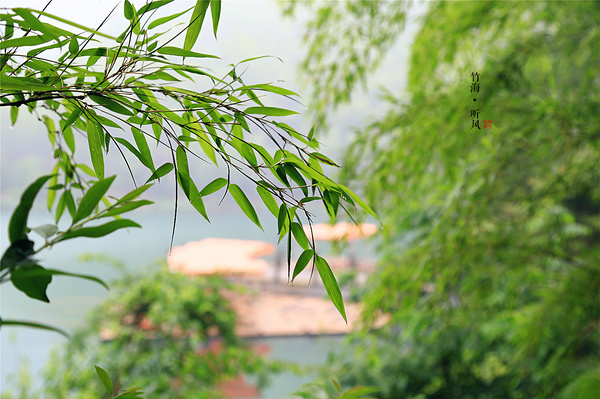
[0,206,370,398]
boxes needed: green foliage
[1,174,146,306]
[282,1,406,130]
[4,264,278,398]
[283,379,378,399]
[94,365,145,398]
[0,0,373,336]
[559,371,600,399]
[291,1,599,398]
[315,255,347,323]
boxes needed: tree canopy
[4,264,278,398]
[290,1,599,397]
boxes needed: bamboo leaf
[43,116,56,147]
[89,94,133,116]
[4,21,13,39]
[0,34,54,50]
[188,123,217,165]
[308,124,316,141]
[138,0,174,15]
[157,46,218,59]
[199,178,227,196]
[241,143,258,167]
[331,379,343,393]
[145,162,173,183]
[176,146,209,220]
[95,114,122,129]
[56,190,75,223]
[113,137,152,172]
[338,184,380,221]
[287,159,337,188]
[287,229,292,282]
[76,164,96,177]
[315,256,347,323]
[251,143,274,166]
[276,206,294,244]
[256,185,278,216]
[46,166,59,211]
[176,146,191,197]
[277,203,288,236]
[0,239,34,272]
[284,163,308,196]
[55,192,65,223]
[99,200,153,218]
[274,165,290,187]
[309,152,339,167]
[137,0,174,15]
[293,249,314,282]
[148,7,192,30]
[95,366,114,396]
[0,318,69,338]
[114,386,144,398]
[44,268,109,290]
[58,220,141,242]
[10,106,18,125]
[236,84,298,97]
[60,123,76,152]
[0,74,54,92]
[229,184,262,230]
[87,121,104,179]
[124,0,135,20]
[245,106,299,117]
[141,70,181,82]
[13,8,69,39]
[300,196,321,204]
[210,0,221,38]
[234,111,250,131]
[323,189,340,222]
[85,53,100,66]
[78,47,108,57]
[117,184,153,204]
[11,264,52,303]
[69,36,79,54]
[131,127,154,172]
[277,122,312,146]
[73,176,115,224]
[189,194,209,221]
[27,37,70,58]
[184,0,210,51]
[238,55,281,64]
[9,175,54,243]
[291,222,310,250]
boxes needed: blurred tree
[289,1,600,398]
[282,1,407,130]
[2,264,279,398]
[283,378,378,399]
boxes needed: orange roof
[303,222,378,241]
[227,292,389,337]
[167,238,275,277]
